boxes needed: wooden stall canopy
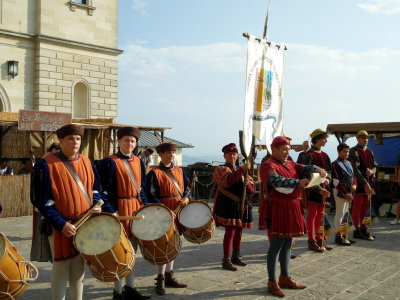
[326,122,400,143]
[0,112,171,165]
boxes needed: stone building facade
[0,0,121,119]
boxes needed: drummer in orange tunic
[259,136,327,297]
[31,124,111,300]
[145,142,190,296]
[99,127,150,300]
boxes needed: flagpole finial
[263,0,271,40]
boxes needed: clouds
[130,0,150,15]
[357,0,400,14]
[117,39,400,157]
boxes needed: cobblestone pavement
[1,208,399,300]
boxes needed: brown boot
[222,254,237,271]
[308,239,323,252]
[316,238,332,251]
[154,274,165,295]
[165,271,187,288]
[231,249,247,266]
[278,276,307,289]
[267,280,285,297]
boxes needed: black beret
[117,127,140,140]
[156,143,177,154]
[222,143,238,154]
[56,124,84,139]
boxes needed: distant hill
[183,155,224,166]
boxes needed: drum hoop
[178,200,212,229]
[130,203,174,241]
[73,212,122,255]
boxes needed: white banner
[242,35,285,157]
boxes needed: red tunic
[110,155,143,237]
[351,147,375,194]
[306,150,331,205]
[43,153,93,261]
[259,157,306,238]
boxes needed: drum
[178,201,215,244]
[0,233,38,299]
[74,213,135,282]
[130,204,181,265]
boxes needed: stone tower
[0,0,121,119]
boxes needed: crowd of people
[1,124,399,299]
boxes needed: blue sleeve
[145,170,162,204]
[32,160,66,232]
[98,157,117,212]
[92,161,114,213]
[182,170,191,198]
[139,159,148,205]
[268,173,300,188]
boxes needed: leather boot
[267,280,285,297]
[222,254,237,271]
[278,276,307,289]
[154,274,165,295]
[165,271,187,288]
[316,238,332,251]
[231,249,247,266]
[308,239,323,252]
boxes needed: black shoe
[113,290,125,300]
[361,227,376,239]
[335,234,351,246]
[353,228,369,240]
[348,239,356,244]
[123,286,151,300]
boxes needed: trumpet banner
[338,212,354,235]
[362,207,373,226]
[242,35,285,157]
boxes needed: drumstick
[75,200,104,230]
[117,215,145,221]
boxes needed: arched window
[73,81,89,118]
[0,84,11,112]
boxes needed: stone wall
[35,42,118,118]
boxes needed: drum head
[0,234,5,257]
[179,202,211,228]
[75,215,121,255]
[131,205,172,240]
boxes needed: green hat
[356,130,368,137]
[310,128,327,139]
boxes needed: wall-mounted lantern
[7,60,19,78]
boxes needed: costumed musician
[145,142,190,296]
[259,136,326,297]
[31,124,113,300]
[332,143,357,246]
[302,129,332,252]
[99,127,151,300]
[213,143,255,271]
[348,130,377,240]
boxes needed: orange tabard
[152,167,184,211]
[110,155,143,237]
[43,153,94,261]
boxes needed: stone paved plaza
[1,207,399,300]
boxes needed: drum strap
[217,186,241,203]
[160,169,183,197]
[121,158,142,204]
[53,151,92,207]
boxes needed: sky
[116,0,400,163]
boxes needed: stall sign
[18,110,72,132]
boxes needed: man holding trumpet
[146,142,190,296]
[31,124,111,300]
[99,126,151,300]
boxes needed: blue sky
[117,0,400,162]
